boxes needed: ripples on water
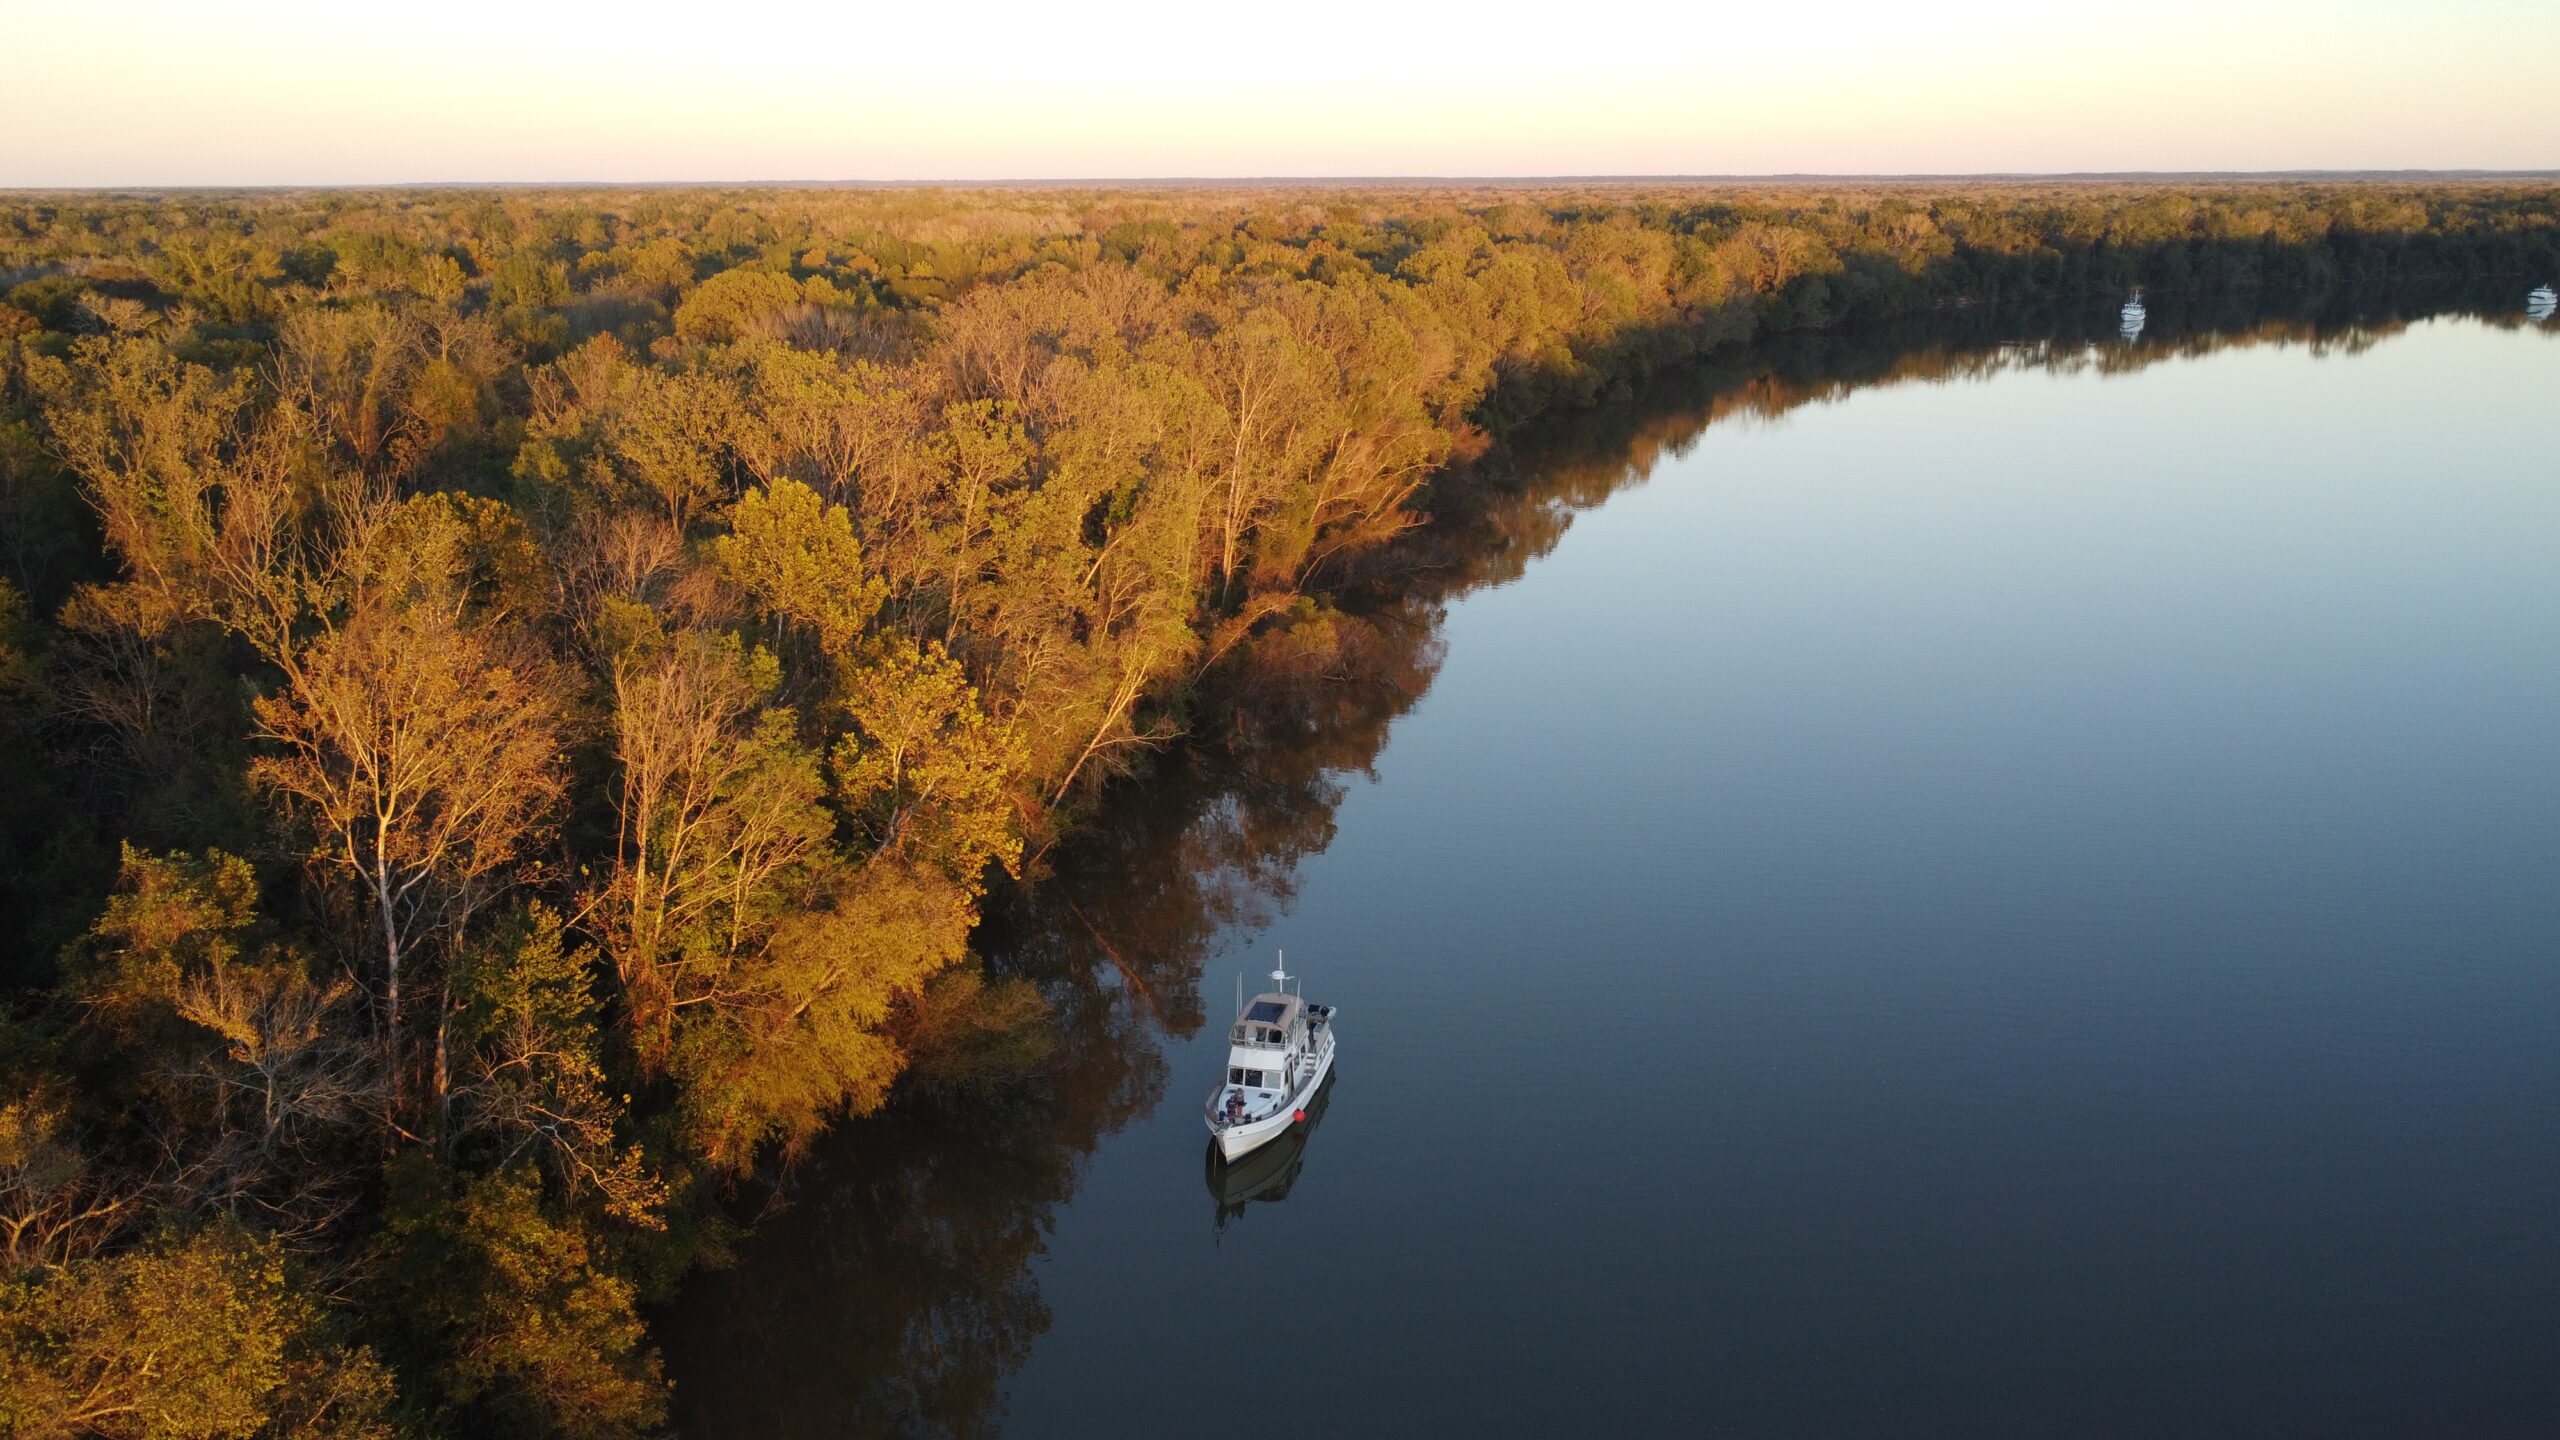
[666,284,2560,1440]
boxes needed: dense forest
[0,181,2552,1439]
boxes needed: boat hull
[1212,1039,1336,1160]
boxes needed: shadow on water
[657,274,2554,1440]
[1206,1071,1337,1237]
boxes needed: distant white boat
[2529,285,2557,323]
[1204,956,1336,1161]
[2120,288,2148,340]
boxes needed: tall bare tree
[250,590,562,1125]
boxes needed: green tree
[371,1164,662,1440]
[0,1225,392,1440]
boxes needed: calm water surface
[671,306,2560,1439]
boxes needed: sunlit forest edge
[0,182,2553,1440]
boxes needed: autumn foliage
[0,180,2551,1437]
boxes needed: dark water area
[665,285,2560,1439]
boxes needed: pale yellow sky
[2,0,2552,184]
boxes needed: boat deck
[1212,1086,1289,1126]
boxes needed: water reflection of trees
[659,278,2543,1440]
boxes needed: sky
[2,0,2554,185]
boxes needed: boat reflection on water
[1207,1071,1336,1233]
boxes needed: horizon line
[8,168,2560,195]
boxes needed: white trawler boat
[2529,285,2558,323]
[2119,287,2148,340]
[1204,956,1336,1161]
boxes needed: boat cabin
[1216,992,1329,1120]
[1224,992,1302,1092]
[1231,993,1302,1047]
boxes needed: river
[665,288,2560,1439]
